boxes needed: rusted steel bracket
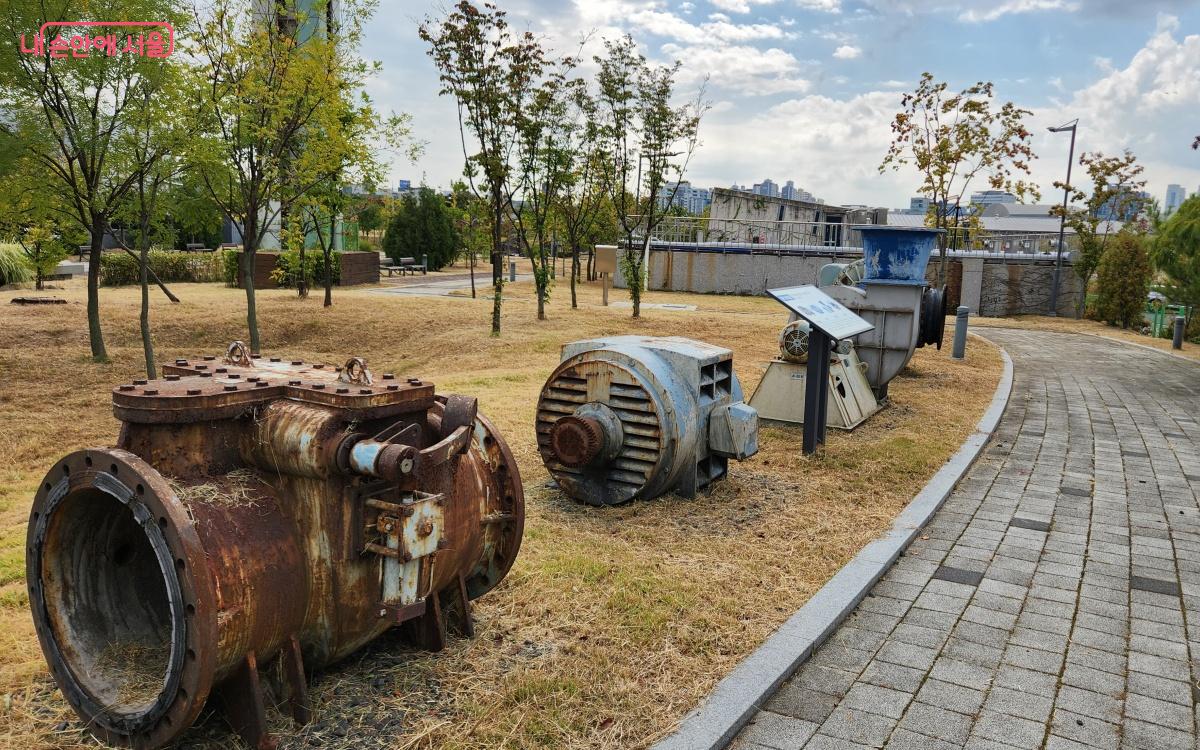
[217,652,274,750]
[280,635,311,725]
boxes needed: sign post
[766,285,874,455]
[595,245,617,307]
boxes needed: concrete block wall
[617,248,1082,318]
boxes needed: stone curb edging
[652,341,1016,750]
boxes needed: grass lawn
[0,273,1001,749]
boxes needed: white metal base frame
[748,351,881,430]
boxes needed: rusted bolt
[402,552,412,562]
[200,373,212,378]
[270,358,281,362]
[195,364,207,370]
[215,368,227,374]
[175,359,188,365]
[289,380,301,386]
[119,385,134,391]
[313,384,326,390]
[400,458,414,474]
[247,377,259,382]
[165,375,180,381]
[291,360,302,365]
[134,379,147,386]
[437,539,448,550]
[384,522,394,532]
[314,364,325,369]
[359,389,372,395]
[228,374,240,379]
[383,373,395,380]
[408,378,421,385]
[224,385,237,392]
[379,608,387,617]
[144,389,158,396]
[203,355,215,361]
[186,389,201,396]
[336,388,349,394]
[386,385,398,391]
[255,382,269,388]
[417,519,434,538]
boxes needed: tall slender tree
[0,0,183,361]
[420,1,547,335]
[881,73,1038,283]
[596,35,705,318]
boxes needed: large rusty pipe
[26,353,525,749]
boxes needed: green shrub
[1094,232,1152,329]
[100,250,223,286]
[383,188,458,271]
[221,249,240,286]
[0,244,33,286]
[270,250,340,288]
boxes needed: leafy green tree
[0,0,184,361]
[420,1,547,335]
[880,73,1038,283]
[384,188,459,271]
[187,0,384,350]
[15,225,68,291]
[449,181,490,297]
[1152,194,1200,330]
[1095,231,1152,329]
[595,35,705,318]
[556,71,611,307]
[1050,150,1146,316]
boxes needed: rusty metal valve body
[26,349,524,749]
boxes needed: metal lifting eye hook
[340,357,373,385]
[226,340,252,367]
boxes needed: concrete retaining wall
[616,247,1081,317]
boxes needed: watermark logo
[20,21,175,59]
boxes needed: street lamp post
[1047,119,1078,317]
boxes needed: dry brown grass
[0,274,1001,749]
[970,313,1199,362]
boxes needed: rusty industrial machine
[26,344,523,749]
[536,336,759,505]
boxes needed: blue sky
[365,0,1200,209]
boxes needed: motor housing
[536,336,758,506]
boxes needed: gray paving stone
[970,710,1047,747]
[882,727,961,750]
[858,659,926,694]
[1120,718,1197,750]
[993,663,1060,697]
[982,684,1055,722]
[737,711,819,749]
[895,701,974,745]
[817,705,897,746]
[1051,708,1121,749]
[914,678,986,715]
[1123,693,1194,733]
[764,684,842,724]
[840,683,914,721]
[928,657,995,691]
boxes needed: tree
[384,188,459,271]
[1095,231,1151,329]
[880,73,1038,283]
[1050,150,1146,316]
[420,1,547,335]
[1152,194,1200,330]
[15,225,68,291]
[187,0,383,350]
[514,58,575,320]
[449,181,490,298]
[556,73,611,308]
[0,0,183,361]
[595,35,705,318]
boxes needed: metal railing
[626,216,1075,260]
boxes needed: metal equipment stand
[803,330,831,454]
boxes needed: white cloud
[833,44,861,59]
[959,0,1080,23]
[662,43,814,95]
[629,9,789,43]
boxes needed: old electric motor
[536,336,759,505]
[26,345,523,750]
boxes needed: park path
[733,329,1200,750]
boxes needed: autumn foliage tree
[1050,150,1147,316]
[880,73,1038,283]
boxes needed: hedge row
[100,250,224,286]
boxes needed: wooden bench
[399,256,427,275]
[380,261,403,277]
[184,243,213,253]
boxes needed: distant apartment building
[1165,184,1186,215]
[1097,185,1151,221]
[656,181,712,215]
[970,190,1017,206]
[909,196,930,214]
[752,178,780,198]
[780,180,815,202]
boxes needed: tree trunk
[35,265,44,291]
[139,231,156,379]
[570,242,579,309]
[469,250,476,298]
[324,213,335,307]
[490,198,502,335]
[298,240,308,299]
[243,217,261,353]
[87,216,107,362]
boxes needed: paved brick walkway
[734,330,1200,750]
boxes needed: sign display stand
[766,285,874,455]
